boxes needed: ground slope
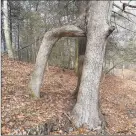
[2,56,136,135]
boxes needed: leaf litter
[2,55,136,135]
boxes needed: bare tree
[29,1,115,130]
[72,1,114,130]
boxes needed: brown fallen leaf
[2,126,10,134]
[17,114,25,120]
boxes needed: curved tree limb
[29,25,85,97]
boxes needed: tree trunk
[29,1,114,130]
[17,23,21,60]
[74,37,87,96]
[72,1,114,130]
[74,39,78,74]
[3,0,14,58]
[74,1,87,96]
[29,25,85,97]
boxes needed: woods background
[1,0,136,72]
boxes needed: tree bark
[3,0,14,59]
[29,1,115,131]
[29,25,85,97]
[72,1,114,130]
[74,1,87,96]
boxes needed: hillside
[2,56,136,135]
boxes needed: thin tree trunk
[9,4,12,47]
[74,39,78,74]
[3,0,14,58]
[74,37,87,96]
[74,1,87,96]
[1,25,6,51]
[17,23,20,60]
[72,1,115,130]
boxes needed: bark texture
[3,0,14,58]
[74,1,87,96]
[72,1,113,130]
[29,25,85,97]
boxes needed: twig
[112,10,136,25]
[111,21,136,33]
[113,3,136,18]
[123,3,136,9]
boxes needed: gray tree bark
[74,1,87,96]
[3,0,14,58]
[29,1,115,131]
[72,1,114,130]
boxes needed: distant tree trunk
[74,37,87,96]
[17,23,20,60]
[9,3,13,47]
[73,1,87,96]
[3,0,14,58]
[32,43,36,63]
[68,39,73,69]
[74,39,78,73]
[72,1,114,130]
[1,23,6,52]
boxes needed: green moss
[27,87,38,99]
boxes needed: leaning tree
[29,1,115,130]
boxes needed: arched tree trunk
[29,25,85,97]
[29,1,114,131]
[72,1,115,130]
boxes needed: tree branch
[113,3,136,18]
[105,61,124,74]
[112,10,136,25]
[111,21,136,33]
[123,3,136,9]
[52,25,85,37]
[105,26,115,38]
[29,25,85,97]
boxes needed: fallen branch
[105,60,125,74]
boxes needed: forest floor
[2,55,136,135]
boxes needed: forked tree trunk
[29,25,85,97]
[29,1,114,130]
[72,1,114,130]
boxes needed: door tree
[29,1,115,130]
